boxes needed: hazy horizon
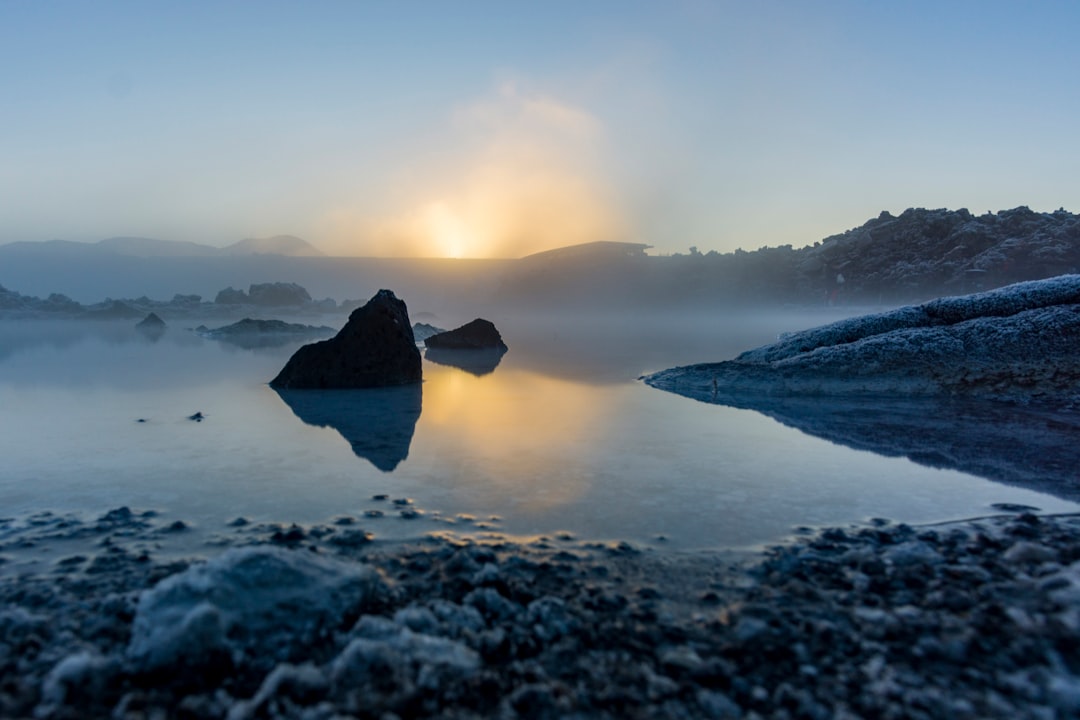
[3,2,1079,259]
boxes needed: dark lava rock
[424,319,508,352]
[135,312,166,330]
[269,290,422,389]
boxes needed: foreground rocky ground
[2,508,1080,719]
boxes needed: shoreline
[3,507,1080,718]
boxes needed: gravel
[3,508,1080,718]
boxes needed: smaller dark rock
[135,312,166,330]
[271,525,306,545]
[424,319,508,351]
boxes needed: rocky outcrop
[214,282,313,307]
[135,312,166,330]
[269,290,421,389]
[425,319,508,352]
[196,318,335,349]
[248,282,312,306]
[646,275,1080,408]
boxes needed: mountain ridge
[0,234,324,258]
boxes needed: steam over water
[2,314,1076,555]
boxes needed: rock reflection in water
[274,385,422,472]
[424,347,506,376]
[685,395,1080,503]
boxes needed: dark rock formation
[425,319,508,351]
[135,312,166,330]
[270,290,421,389]
[275,385,422,471]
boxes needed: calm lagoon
[2,314,1077,556]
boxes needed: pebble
[2,510,1080,719]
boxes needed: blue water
[2,316,1076,553]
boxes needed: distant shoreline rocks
[270,289,422,389]
[0,281,343,322]
[646,275,1080,409]
[195,318,335,347]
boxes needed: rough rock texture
[646,275,1080,408]
[135,312,166,330]
[4,508,1080,719]
[425,319,508,352]
[270,290,421,389]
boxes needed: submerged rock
[270,290,421,389]
[646,275,1080,408]
[425,319,508,352]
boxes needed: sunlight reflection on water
[1,317,1077,553]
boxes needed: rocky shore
[3,506,1080,719]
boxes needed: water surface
[2,315,1076,554]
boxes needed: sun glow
[416,364,608,511]
[424,202,472,259]
[321,85,627,259]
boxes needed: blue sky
[2,1,1078,257]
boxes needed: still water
[1,316,1077,553]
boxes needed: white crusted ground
[646,275,1080,408]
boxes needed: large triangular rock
[269,290,421,389]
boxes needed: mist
[320,84,628,259]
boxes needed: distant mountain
[494,206,1080,308]
[0,235,324,258]
[222,235,324,257]
[97,236,225,257]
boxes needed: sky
[1,1,1078,258]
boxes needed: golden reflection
[417,364,609,512]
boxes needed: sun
[425,202,473,259]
